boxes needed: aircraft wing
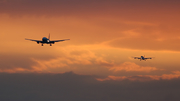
[50,39,70,42]
[25,38,41,42]
[145,57,152,59]
[133,57,141,59]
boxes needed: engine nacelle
[37,42,40,44]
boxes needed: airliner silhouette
[133,56,153,61]
[25,34,70,46]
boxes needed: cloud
[1,44,179,78]
[0,45,113,74]
[0,0,180,18]
[0,54,36,70]
[109,62,158,72]
[31,46,114,74]
[0,72,180,101]
[0,45,169,76]
[97,71,180,82]
[0,49,61,73]
[107,35,180,51]
[0,68,31,73]
[102,22,180,51]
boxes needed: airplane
[133,56,153,61]
[25,34,70,46]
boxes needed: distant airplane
[25,34,70,46]
[133,56,153,61]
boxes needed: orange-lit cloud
[1,44,180,76]
[30,45,113,74]
[106,35,180,51]
[109,62,158,72]
[0,67,34,73]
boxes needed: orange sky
[1,0,180,81]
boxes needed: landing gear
[41,44,43,46]
[50,44,52,46]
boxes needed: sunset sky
[1,0,180,100]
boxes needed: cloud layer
[1,72,180,101]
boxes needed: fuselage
[141,56,145,60]
[42,37,50,43]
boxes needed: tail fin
[48,33,50,39]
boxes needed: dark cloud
[0,0,110,16]
[0,0,180,18]
[0,72,180,101]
